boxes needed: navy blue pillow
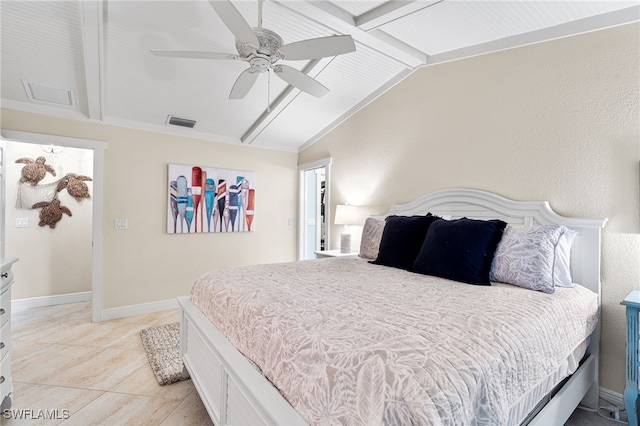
[371,214,441,270]
[413,218,507,285]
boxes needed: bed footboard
[178,296,307,426]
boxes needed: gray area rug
[140,322,189,385]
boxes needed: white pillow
[490,225,573,293]
[358,217,385,260]
[554,228,576,287]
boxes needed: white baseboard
[100,299,180,321]
[12,291,92,311]
[600,387,624,408]
[12,292,180,322]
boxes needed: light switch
[115,219,128,229]
[16,218,28,228]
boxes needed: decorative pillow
[489,225,569,293]
[371,214,441,270]
[358,217,385,260]
[413,218,507,285]
[554,227,576,287]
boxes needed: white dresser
[0,257,18,412]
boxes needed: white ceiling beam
[425,5,640,67]
[241,57,333,145]
[298,67,415,152]
[355,0,441,31]
[80,0,104,121]
[274,1,426,68]
[242,0,429,146]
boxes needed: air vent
[22,80,76,107]
[166,115,196,128]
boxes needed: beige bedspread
[191,256,598,426]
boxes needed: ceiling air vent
[22,80,76,108]
[166,115,196,128]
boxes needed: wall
[1,110,299,310]
[6,142,93,299]
[299,23,640,396]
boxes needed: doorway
[297,158,330,260]
[1,130,106,322]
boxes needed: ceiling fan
[151,0,356,100]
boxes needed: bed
[177,188,607,425]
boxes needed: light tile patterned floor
[5,302,213,425]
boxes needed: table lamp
[335,204,358,253]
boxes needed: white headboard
[380,188,608,296]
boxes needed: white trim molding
[11,291,92,311]
[600,387,624,409]
[101,298,180,321]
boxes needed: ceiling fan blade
[150,49,237,60]
[229,68,259,100]
[274,65,329,98]
[208,0,259,46]
[280,35,356,60]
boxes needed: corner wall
[299,23,640,395]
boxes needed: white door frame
[1,129,106,323]
[297,158,331,260]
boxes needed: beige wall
[6,142,93,299]
[299,23,640,395]
[1,110,299,309]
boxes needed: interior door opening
[297,158,330,260]
[1,130,106,323]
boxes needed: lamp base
[340,233,351,254]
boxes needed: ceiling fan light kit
[237,28,283,64]
[151,0,356,101]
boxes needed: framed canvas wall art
[167,164,255,234]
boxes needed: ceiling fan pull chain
[267,68,271,113]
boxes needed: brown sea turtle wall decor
[56,173,92,201]
[31,199,72,228]
[15,156,56,185]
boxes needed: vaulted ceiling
[1,1,638,152]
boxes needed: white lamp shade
[334,204,358,226]
[335,204,358,254]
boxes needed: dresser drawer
[0,270,13,291]
[0,287,9,329]
[0,352,10,400]
[0,322,8,361]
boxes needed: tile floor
[5,302,213,425]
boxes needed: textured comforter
[191,256,598,426]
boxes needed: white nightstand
[314,250,358,258]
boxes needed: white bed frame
[178,188,607,425]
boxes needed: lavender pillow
[490,225,572,293]
[358,217,385,260]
